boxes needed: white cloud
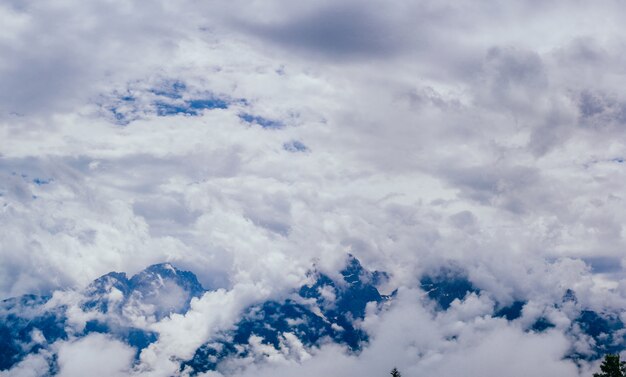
[231,289,580,377]
[2,0,626,376]
[0,352,50,377]
[56,333,135,377]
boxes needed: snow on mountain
[0,263,204,371]
[1,256,625,375]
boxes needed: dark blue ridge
[182,341,238,373]
[300,254,386,320]
[531,317,555,332]
[183,299,372,375]
[0,295,67,371]
[495,292,626,360]
[0,326,21,371]
[47,353,59,376]
[127,328,159,351]
[577,310,614,338]
[420,268,480,310]
[1,294,49,310]
[130,263,205,299]
[128,263,205,320]
[82,272,131,313]
[181,255,384,375]
[82,263,205,320]
[494,300,525,321]
[233,300,336,348]
[338,256,386,318]
[0,263,204,371]
[83,320,158,359]
[575,310,625,356]
[563,289,578,304]
[564,310,626,361]
[6,259,626,373]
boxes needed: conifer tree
[390,367,401,377]
[594,354,626,377]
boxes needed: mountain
[420,269,626,360]
[2,257,626,374]
[420,267,480,310]
[83,263,204,320]
[0,263,203,371]
[0,294,67,371]
[180,255,388,375]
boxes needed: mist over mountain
[2,255,624,376]
[2,0,626,376]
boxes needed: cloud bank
[2,0,626,376]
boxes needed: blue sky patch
[239,113,283,129]
[33,178,52,185]
[155,102,198,116]
[150,81,186,99]
[101,91,140,125]
[188,98,228,110]
[283,140,308,152]
[154,96,230,117]
[102,81,238,122]
[110,107,134,124]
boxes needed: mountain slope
[1,257,625,375]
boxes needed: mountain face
[420,270,626,360]
[181,255,387,375]
[0,263,204,371]
[420,267,480,310]
[83,263,204,320]
[2,257,625,374]
[0,294,67,371]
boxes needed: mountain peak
[129,263,205,297]
[142,263,178,275]
[80,263,205,321]
[340,254,364,284]
[420,267,480,310]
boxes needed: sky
[1,0,626,376]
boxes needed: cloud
[228,289,580,377]
[56,333,134,377]
[2,0,626,376]
[237,2,409,60]
[0,353,50,377]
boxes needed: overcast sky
[2,1,626,376]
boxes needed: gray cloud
[239,4,408,60]
[0,1,196,117]
[56,334,134,377]
[2,0,626,376]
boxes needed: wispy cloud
[2,0,626,376]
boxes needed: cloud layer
[2,0,626,376]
